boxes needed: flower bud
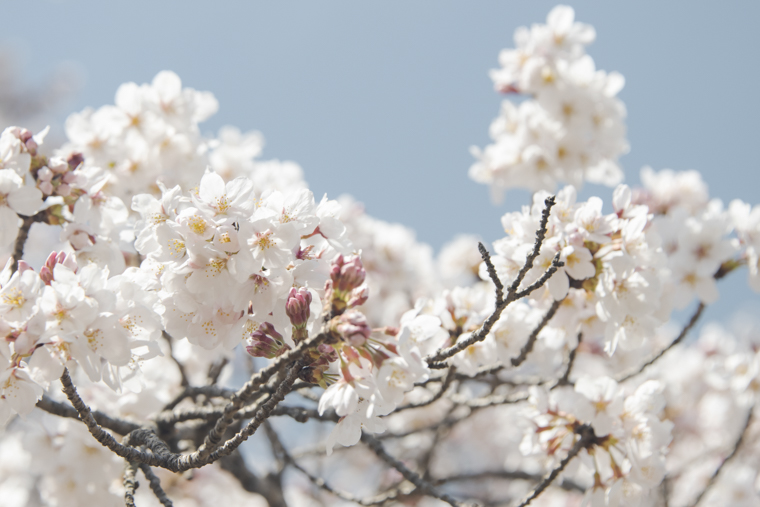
[246,322,289,359]
[331,255,366,293]
[333,310,372,347]
[286,287,312,328]
[327,255,368,315]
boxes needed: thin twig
[362,434,476,507]
[434,470,585,493]
[395,367,457,413]
[553,332,582,388]
[36,394,140,435]
[515,424,595,507]
[426,197,559,368]
[617,302,705,383]
[138,464,174,507]
[687,407,754,507]
[510,299,562,367]
[163,331,189,388]
[195,331,328,460]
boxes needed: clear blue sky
[5,1,760,322]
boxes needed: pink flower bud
[246,323,289,359]
[334,310,372,347]
[347,286,369,309]
[331,255,366,293]
[285,287,312,328]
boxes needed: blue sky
[5,1,760,322]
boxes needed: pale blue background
[4,1,760,323]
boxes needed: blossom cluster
[0,253,162,424]
[522,377,673,505]
[59,71,305,203]
[470,5,628,200]
[132,170,350,351]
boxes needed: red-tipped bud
[285,287,312,328]
[331,255,366,293]
[246,322,289,359]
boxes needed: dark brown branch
[510,299,562,367]
[37,394,140,435]
[687,407,754,507]
[426,197,559,369]
[138,464,173,507]
[11,213,43,274]
[515,424,595,507]
[617,302,705,383]
[60,364,298,473]
[362,434,475,507]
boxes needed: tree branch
[138,464,174,507]
[510,299,562,368]
[361,434,476,507]
[36,394,140,435]
[515,424,595,507]
[123,459,139,507]
[617,302,704,383]
[687,406,754,507]
[426,197,558,369]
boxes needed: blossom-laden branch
[687,406,754,507]
[195,331,328,460]
[515,424,596,507]
[427,196,560,369]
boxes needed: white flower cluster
[132,171,350,351]
[0,254,162,425]
[0,128,44,247]
[317,305,446,454]
[470,5,628,200]
[522,377,672,506]
[59,71,306,202]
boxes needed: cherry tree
[0,5,758,507]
